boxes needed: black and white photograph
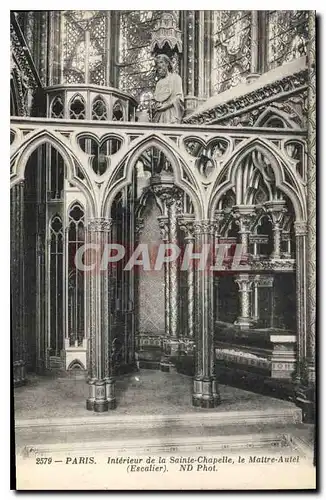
[9,8,316,490]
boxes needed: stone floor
[14,369,299,420]
[14,370,315,466]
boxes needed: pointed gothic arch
[209,137,306,221]
[10,129,96,217]
[69,93,86,120]
[254,106,302,129]
[102,134,204,218]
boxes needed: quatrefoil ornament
[184,137,229,178]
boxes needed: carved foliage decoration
[184,69,308,126]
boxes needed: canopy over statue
[152,54,184,124]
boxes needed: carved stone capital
[265,200,287,226]
[193,220,217,236]
[88,218,112,233]
[294,221,308,236]
[232,206,257,232]
[234,275,253,293]
[255,276,274,287]
[214,210,228,236]
[178,215,195,240]
[151,185,183,210]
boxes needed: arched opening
[105,144,196,377]
[69,94,86,120]
[92,95,107,120]
[67,202,85,347]
[50,95,64,119]
[11,139,90,374]
[210,141,302,385]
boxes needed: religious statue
[151,54,184,124]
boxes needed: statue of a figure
[152,54,184,124]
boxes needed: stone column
[197,11,205,102]
[157,215,172,372]
[203,11,213,99]
[234,275,254,329]
[246,10,260,83]
[157,216,170,339]
[86,218,116,412]
[192,220,220,408]
[232,206,256,257]
[307,11,316,384]
[167,194,181,340]
[134,217,144,348]
[252,277,259,322]
[11,181,26,386]
[153,185,182,369]
[294,221,308,384]
[178,215,195,339]
[182,10,198,114]
[265,200,286,260]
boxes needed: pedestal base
[13,360,26,387]
[192,395,221,408]
[294,384,315,424]
[86,398,117,412]
[160,361,171,372]
[234,317,255,330]
[86,378,116,412]
[192,377,221,408]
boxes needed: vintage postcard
[10,9,316,490]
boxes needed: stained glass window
[118,10,166,100]
[49,214,64,355]
[212,11,251,95]
[62,10,108,85]
[267,11,309,70]
[68,203,85,347]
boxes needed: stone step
[15,406,304,456]
[16,423,312,458]
[16,405,302,434]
